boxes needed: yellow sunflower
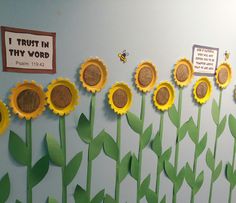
[46,78,79,116]
[153,81,175,111]
[173,58,194,87]
[0,100,10,135]
[80,57,108,93]
[108,82,132,115]
[134,61,157,92]
[9,81,46,120]
[215,62,232,89]
[193,77,212,104]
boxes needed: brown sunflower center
[0,112,2,122]
[138,66,153,87]
[196,81,208,98]
[218,67,228,84]
[176,64,189,82]
[112,89,128,108]
[156,87,170,105]
[83,64,102,86]
[51,85,72,108]
[17,89,40,113]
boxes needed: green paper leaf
[119,152,131,183]
[151,131,161,157]
[126,112,142,134]
[91,189,105,203]
[141,124,152,149]
[161,147,172,161]
[47,197,58,203]
[206,149,215,171]
[74,185,89,203]
[77,113,92,144]
[45,134,64,166]
[212,99,219,125]
[64,152,83,186]
[188,118,198,144]
[217,115,227,138]
[164,161,176,182]
[103,132,119,161]
[145,189,158,203]
[193,171,204,195]
[168,105,179,127]
[89,130,105,161]
[178,120,189,142]
[160,195,166,203]
[212,161,222,182]
[9,131,28,165]
[229,114,236,138]
[30,155,49,187]
[104,194,116,203]
[130,154,139,180]
[196,133,207,157]
[175,166,185,192]
[185,163,195,188]
[139,174,151,199]
[0,173,10,203]
[226,163,234,184]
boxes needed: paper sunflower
[174,58,194,87]
[215,62,232,89]
[153,81,175,111]
[9,81,46,120]
[46,78,79,116]
[193,77,212,104]
[0,100,10,134]
[80,57,108,93]
[108,82,132,115]
[134,61,157,92]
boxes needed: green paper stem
[59,116,67,203]
[26,119,32,203]
[155,112,164,203]
[208,90,222,203]
[190,105,202,203]
[115,115,121,203]
[87,93,96,200]
[173,88,183,203]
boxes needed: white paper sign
[1,26,56,73]
[192,45,219,75]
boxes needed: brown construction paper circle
[176,64,189,82]
[196,82,208,98]
[17,89,40,113]
[83,64,102,86]
[51,85,72,108]
[138,66,153,87]
[218,67,228,84]
[156,87,170,105]
[112,89,128,108]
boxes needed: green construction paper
[141,124,152,149]
[88,130,105,161]
[185,163,195,188]
[175,166,185,192]
[196,133,207,158]
[15,200,22,203]
[160,195,166,203]
[178,120,189,142]
[193,171,204,195]
[187,118,198,145]
[126,111,142,134]
[151,131,161,157]
[73,185,89,203]
[212,161,222,182]
[119,152,131,183]
[104,194,116,203]
[130,154,139,180]
[226,163,236,187]
[9,130,28,165]
[47,197,58,203]
[64,152,83,186]
[139,174,151,199]
[211,99,219,125]
[90,189,105,203]
[216,115,227,138]
[206,149,215,171]
[164,160,176,182]
[103,132,119,161]
[229,114,236,138]
[45,134,64,167]
[145,189,157,203]
[77,113,92,144]
[0,173,10,203]
[160,148,172,162]
[168,104,180,128]
[30,155,49,187]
